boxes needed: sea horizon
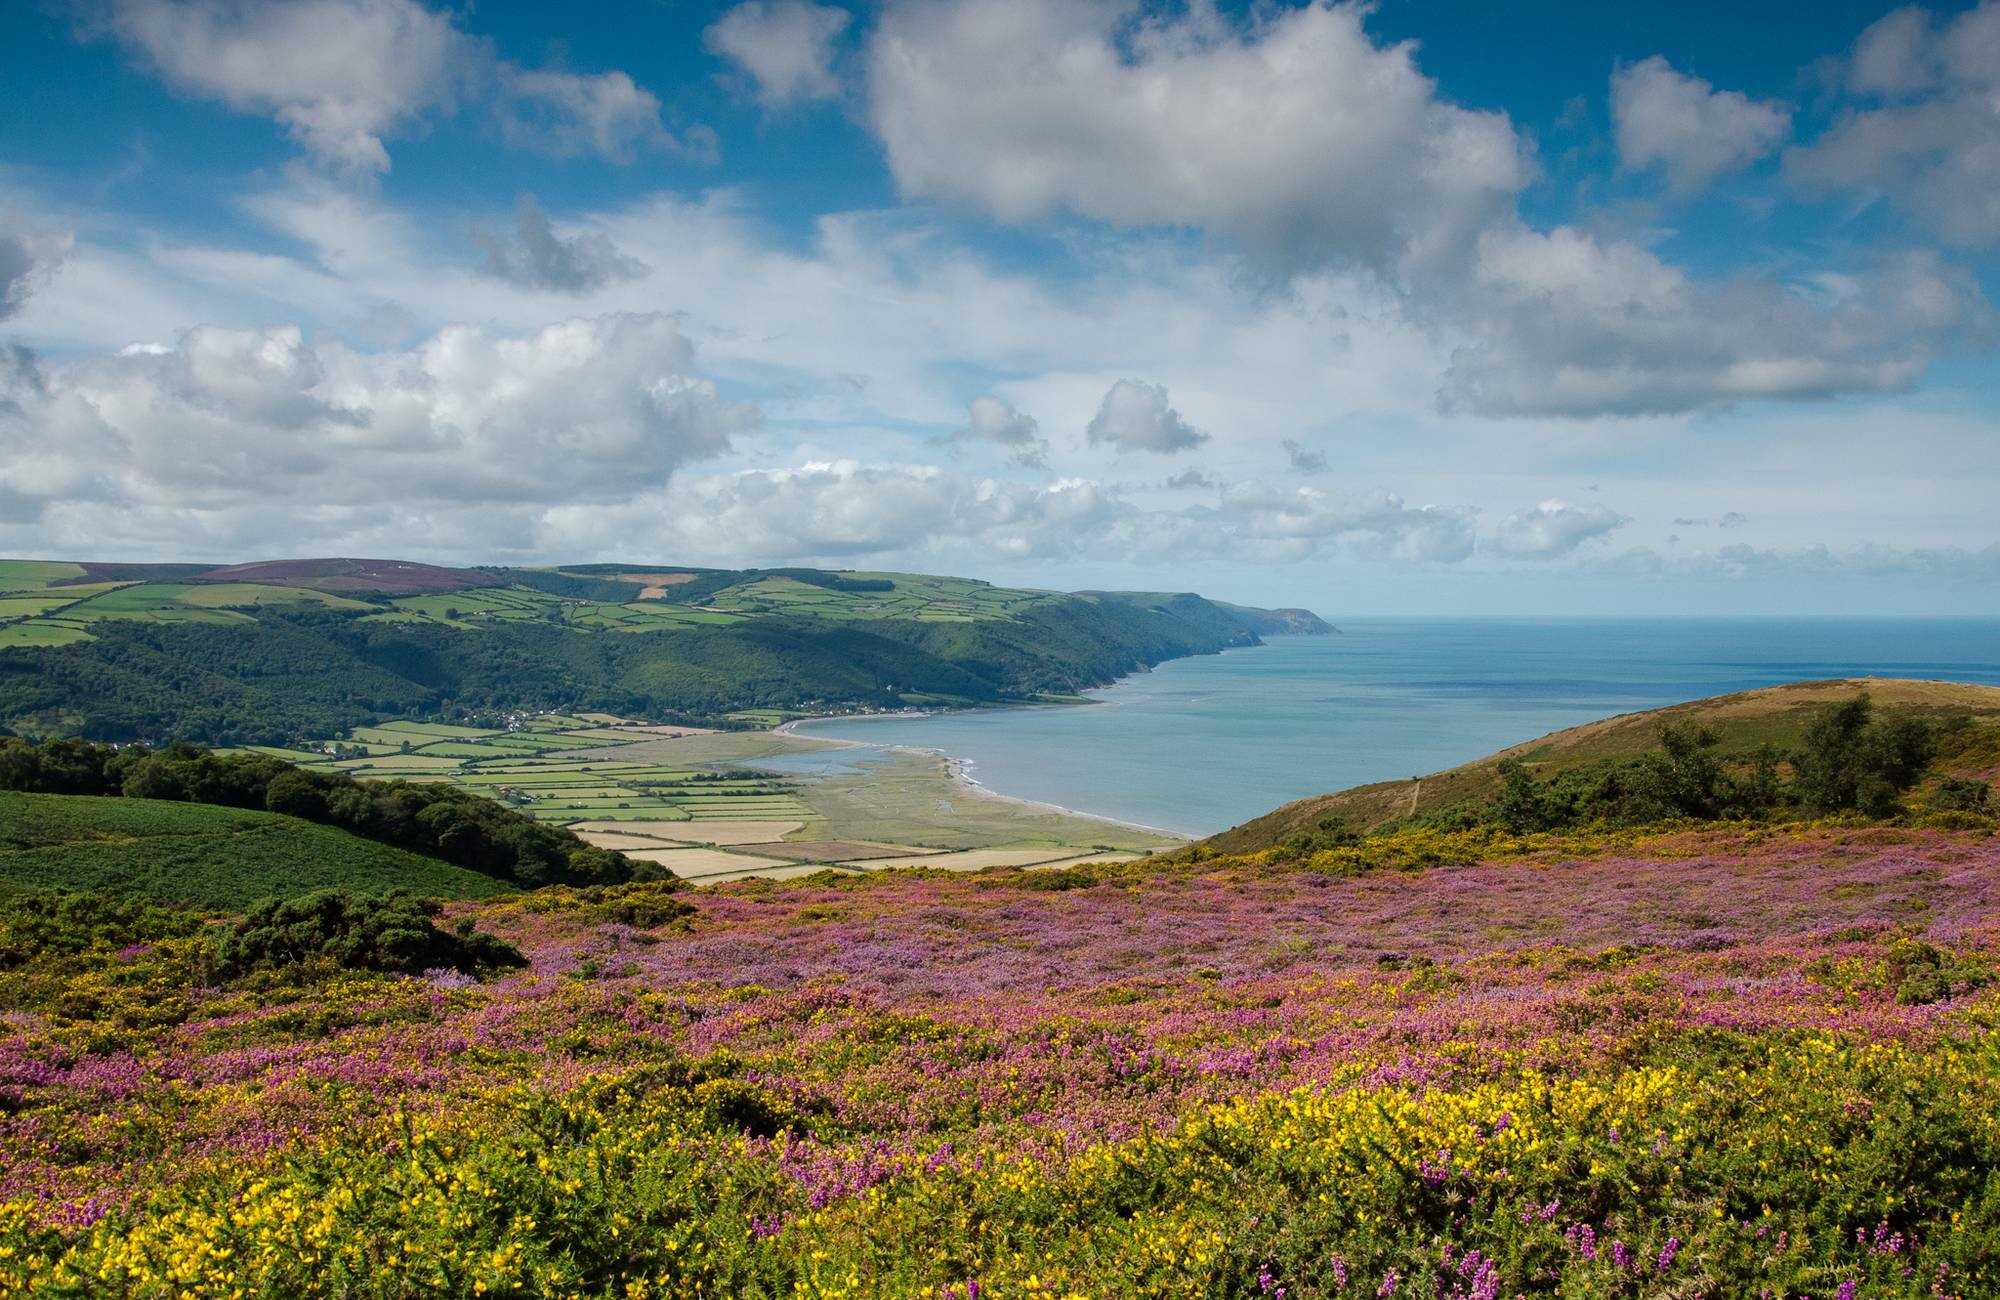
[792,616,2000,836]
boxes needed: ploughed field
[3,824,1998,1296]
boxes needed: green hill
[1199,676,2000,855]
[0,790,516,908]
[0,556,1327,744]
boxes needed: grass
[0,791,514,908]
[0,560,85,590]
[1204,677,2000,853]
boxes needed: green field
[0,790,515,907]
[277,718,816,827]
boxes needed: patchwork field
[252,715,1165,880]
[0,559,1089,649]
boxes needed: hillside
[0,790,514,907]
[0,557,1328,744]
[1199,676,2000,854]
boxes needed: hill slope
[0,790,516,907]
[1200,676,2000,854]
[0,557,1327,744]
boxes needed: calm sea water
[788,619,2000,837]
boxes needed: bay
[791,618,2000,837]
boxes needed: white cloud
[549,463,1485,570]
[1085,379,1208,453]
[494,67,709,163]
[954,394,1047,467]
[1442,228,1987,416]
[858,0,1977,419]
[477,195,647,293]
[866,0,1524,270]
[1199,482,1478,563]
[1787,2,2000,247]
[1611,56,1789,191]
[1282,439,1329,474]
[85,0,698,173]
[0,314,753,549]
[1489,498,1628,558]
[1163,468,1218,491]
[0,220,73,321]
[705,1,850,109]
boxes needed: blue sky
[0,0,1995,615]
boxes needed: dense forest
[0,593,1267,745]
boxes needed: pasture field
[0,790,512,907]
[277,717,1148,878]
[285,720,817,867]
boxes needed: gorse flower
[0,825,1994,1295]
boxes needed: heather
[1,825,1998,1296]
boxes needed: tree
[1494,758,1547,832]
[1792,693,1936,816]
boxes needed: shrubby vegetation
[0,737,639,889]
[1411,694,1946,838]
[2,826,1998,1296]
[215,890,524,977]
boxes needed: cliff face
[1214,602,1338,636]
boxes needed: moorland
[0,680,1995,1295]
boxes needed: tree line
[1467,694,1983,834]
[0,737,642,889]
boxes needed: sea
[788,618,2000,838]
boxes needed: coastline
[774,716,1186,842]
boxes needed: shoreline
[773,716,1189,842]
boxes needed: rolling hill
[0,789,515,907]
[1199,676,2000,854]
[0,557,1331,744]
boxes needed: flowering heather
[0,825,1997,1296]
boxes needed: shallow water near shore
[792,617,2000,837]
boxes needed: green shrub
[215,890,525,978]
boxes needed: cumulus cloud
[477,196,647,293]
[1787,2,2000,247]
[1163,468,1218,491]
[1489,498,1628,559]
[0,314,753,548]
[705,0,850,108]
[860,0,1976,418]
[493,67,703,163]
[1441,230,1988,416]
[0,220,72,321]
[589,464,1483,569]
[1599,541,2000,585]
[1611,56,1789,191]
[1200,482,1477,563]
[84,0,699,173]
[952,394,1047,467]
[1282,439,1328,474]
[866,0,1524,270]
[1086,379,1208,453]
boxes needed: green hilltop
[0,557,1330,745]
[0,791,513,908]
[1198,676,2000,855]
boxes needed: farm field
[2,821,1997,1294]
[0,561,1074,648]
[257,715,1162,878]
